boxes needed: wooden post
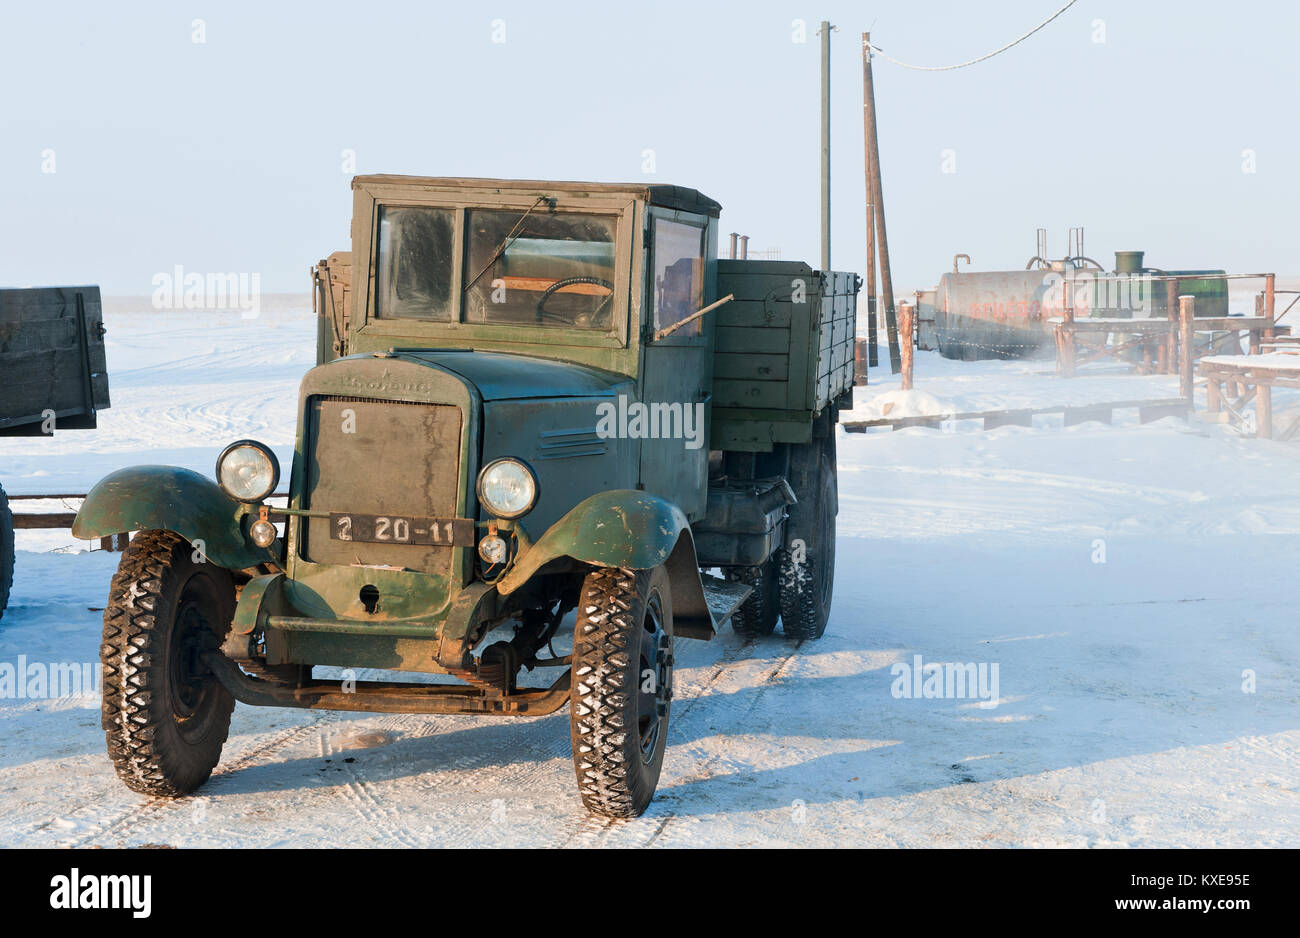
[1164,278,1178,374]
[899,301,914,391]
[1179,295,1195,401]
[861,35,879,368]
[1058,283,1076,377]
[1265,273,1276,340]
[1206,373,1221,414]
[1257,383,1272,439]
[862,33,901,373]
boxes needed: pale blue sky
[2,0,1295,295]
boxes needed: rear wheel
[101,530,236,796]
[778,438,837,640]
[570,565,673,818]
[0,483,12,622]
[725,557,779,635]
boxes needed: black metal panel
[0,286,110,430]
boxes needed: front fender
[72,466,274,571]
[496,490,715,639]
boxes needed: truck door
[638,210,714,520]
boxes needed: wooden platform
[1199,353,1300,441]
[843,397,1191,433]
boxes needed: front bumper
[222,572,500,676]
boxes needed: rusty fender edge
[495,490,715,640]
[72,466,273,571]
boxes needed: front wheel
[0,483,13,622]
[101,530,236,796]
[570,565,673,818]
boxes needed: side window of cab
[649,218,706,339]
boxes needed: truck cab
[75,175,859,818]
[317,176,726,521]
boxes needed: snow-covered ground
[2,300,1297,848]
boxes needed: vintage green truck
[73,176,858,817]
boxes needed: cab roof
[352,174,722,218]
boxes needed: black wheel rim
[168,575,221,738]
[636,592,670,763]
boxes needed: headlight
[249,518,278,548]
[476,458,538,519]
[478,534,509,565]
[216,440,280,503]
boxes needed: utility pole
[820,21,833,271]
[861,34,878,367]
[862,32,901,373]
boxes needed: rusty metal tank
[934,252,1230,361]
[935,269,1059,360]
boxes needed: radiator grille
[300,395,463,575]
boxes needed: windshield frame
[355,186,636,351]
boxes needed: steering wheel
[536,277,615,326]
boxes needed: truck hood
[364,349,629,401]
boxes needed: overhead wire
[867,0,1079,71]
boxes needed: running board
[701,574,752,629]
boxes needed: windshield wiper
[463,195,554,294]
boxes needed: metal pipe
[1082,271,1273,284]
[728,232,738,260]
[739,235,749,260]
[820,21,833,270]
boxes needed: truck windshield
[375,206,455,321]
[464,209,617,329]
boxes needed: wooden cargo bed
[0,286,110,432]
[711,261,858,451]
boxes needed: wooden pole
[861,33,879,369]
[900,301,914,390]
[1057,280,1076,377]
[1164,279,1178,374]
[1258,382,1273,439]
[1179,295,1195,401]
[862,33,902,373]
[1265,273,1276,343]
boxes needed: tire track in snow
[559,635,804,848]
[326,742,425,848]
[555,635,759,848]
[316,709,462,848]
[61,710,344,847]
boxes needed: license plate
[329,513,474,547]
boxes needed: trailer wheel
[100,530,235,796]
[725,558,779,635]
[778,441,837,640]
[0,483,12,622]
[570,565,673,818]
